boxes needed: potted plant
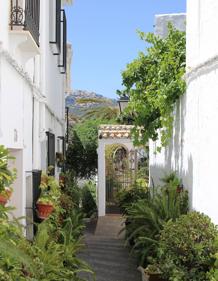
[0,145,16,206]
[36,172,61,220]
[138,265,163,281]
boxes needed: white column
[97,141,106,216]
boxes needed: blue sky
[65,0,186,99]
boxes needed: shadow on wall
[150,155,193,209]
[164,90,187,173]
[150,89,194,207]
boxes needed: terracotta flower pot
[36,202,54,220]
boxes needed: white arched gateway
[97,125,135,216]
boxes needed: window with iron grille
[10,0,40,46]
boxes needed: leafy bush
[116,184,148,214]
[59,171,82,223]
[0,206,93,280]
[116,164,149,214]
[0,148,94,280]
[81,181,97,218]
[207,239,218,281]
[64,170,81,208]
[38,172,61,206]
[207,237,218,281]
[67,118,117,178]
[157,212,218,281]
[119,24,186,149]
[124,172,189,266]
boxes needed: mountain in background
[65,90,117,117]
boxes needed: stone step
[80,215,141,281]
[79,261,140,281]
[85,240,125,248]
[84,254,136,267]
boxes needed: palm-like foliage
[0,202,94,281]
[124,173,189,266]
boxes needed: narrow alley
[79,215,141,281]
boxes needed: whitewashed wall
[0,0,66,220]
[149,13,187,187]
[150,5,218,224]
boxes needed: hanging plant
[119,24,186,150]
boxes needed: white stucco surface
[0,1,66,223]
[150,7,218,224]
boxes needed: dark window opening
[58,9,67,74]
[46,132,55,175]
[50,0,61,53]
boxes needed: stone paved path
[79,215,141,281]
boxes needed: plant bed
[36,202,54,220]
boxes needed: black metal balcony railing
[10,0,40,46]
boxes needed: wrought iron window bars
[10,0,40,46]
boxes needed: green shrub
[124,172,189,266]
[207,254,218,280]
[81,181,97,218]
[0,149,94,280]
[0,207,93,280]
[116,184,148,214]
[157,211,218,281]
[206,237,218,281]
[64,170,81,208]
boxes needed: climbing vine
[119,24,186,150]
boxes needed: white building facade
[150,2,218,224]
[0,0,68,232]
